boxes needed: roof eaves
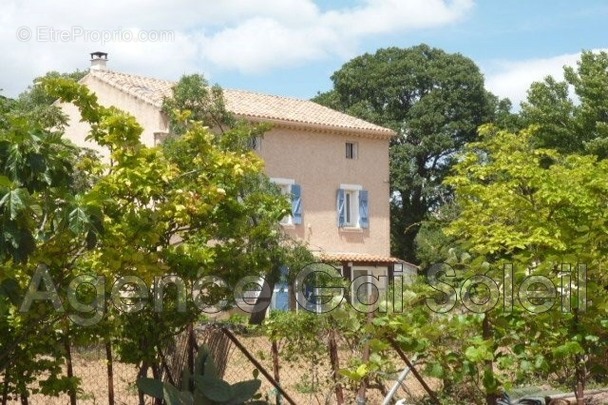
[240,115,397,139]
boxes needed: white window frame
[350,267,387,307]
[340,184,362,228]
[271,178,295,226]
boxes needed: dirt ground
[4,335,431,404]
[11,335,608,405]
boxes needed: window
[346,142,358,159]
[344,190,356,226]
[350,268,386,307]
[352,269,372,305]
[337,185,369,228]
[248,136,262,151]
[271,178,302,225]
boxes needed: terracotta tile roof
[87,70,396,138]
[316,252,403,264]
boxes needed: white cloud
[484,49,608,109]
[323,0,473,36]
[1,0,473,96]
[201,0,473,73]
[202,18,344,73]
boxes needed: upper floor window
[271,178,302,225]
[248,136,262,151]
[337,184,368,228]
[346,142,358,159]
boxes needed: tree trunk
[573,307,585,405]
[137,362,148,405]
[483,314,497,405]
[574,352,585,405]
[64,332,77,405]
[106,341,115,405]
[271,340,281,405]
[356,308,374,404]
[2,368,10,405]
[328,329,344,405]
[249,262,281,325]
[248,279,274,325]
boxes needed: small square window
[346,142,358,159]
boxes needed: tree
[161,74,311,325]
[15,70,87,131]
[0,75,101,402]
[314,44,502,263]
[161,74,234,136]
[0,71,301,401]
[443,125,608,404]
[520,50,608,157]
[43,74,299,370]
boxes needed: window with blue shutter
[337,188,346,227]
[359,190,369,228]
[291,184,302,225]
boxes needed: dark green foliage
[162,74,235,136]
[520,50,608,157]
[314,44,502,263]
[15,70,87,130]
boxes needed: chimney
[90,51,108,70]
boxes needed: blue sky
[2,0,606,108]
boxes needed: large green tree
[442,125,608,403]
[0,71,302,401]
[314,44,502,263]
[520,50,608,157]
[0,78,101,402]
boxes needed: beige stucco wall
[59,76,391,259]
[59,75,167,158]
[258,127,391,257]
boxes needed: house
[59,52,416,311]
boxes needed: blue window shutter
[291,184,302,224]
[359,190,369,228]
[337,188,345,227]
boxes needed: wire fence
[3,345,143,405]
[217,327,431,405]
[2,323,432,405]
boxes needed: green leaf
[194,375,233,402]
[552,341,584,358]
[136,377,164,399]
[68,206,89,234]
[426,363,444,378]
[464,345,493,362]
[0,278,21,305]
[0,188,29,220]
[0,176,12,188]
[227,379,261,404]
[163,382,192,405]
